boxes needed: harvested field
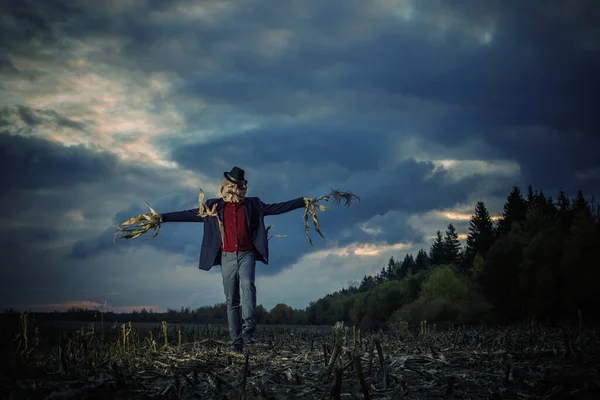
[1,315,599,399]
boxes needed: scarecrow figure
[114,166,358,353]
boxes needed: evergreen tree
[556,188,572,228]
[497,186,528,235]
[429,230,445,266]
[527,185,535,205]
[443,223,461,265]
[386,257,398,280]
[556,188,570,213]
[559,210,600,316]
[589,196,598,226]
[544,194,557,219]
[480,234,525,320]
[572,190,591,219]
[464,201,495,271]
[414,248,430,272]
[359,275,376,292]
[595,202,600,233]
[401,253,416,278]
[532,190,557,219]
[375,266,385,284]
[534,190,546,210]
[518,221,562,320]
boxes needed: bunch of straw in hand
[113,202,162,243]
[303,189,360,245]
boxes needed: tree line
[2,303,300,326]
[5,184,599,327]
[302,185,600,327]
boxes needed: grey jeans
[221,250,257,346]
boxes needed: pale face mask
[221,178,247,203]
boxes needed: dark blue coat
[160,196,305,271]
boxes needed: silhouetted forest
[5,185,599,327]
[302,185,600,327]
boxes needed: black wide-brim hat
[224,166,248,185]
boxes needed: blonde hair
[220,178,233,194]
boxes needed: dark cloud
[16,105,43,126]
[0,0,82,55]
[144,0,600,197]
[0,59,19,74]
[3,105,84,131]
[6,0,599,147]
[0,131,117,192]
[171,122,397,175]
[0,225,60,255]
[483,126,600,197]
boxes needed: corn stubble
[2,314,599,399]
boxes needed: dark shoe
[231,346,243,354]
[231,343,244,354]
[243,334,258,345]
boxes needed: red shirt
[222,201,254,252]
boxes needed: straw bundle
[195,189,224,245]
[113,202,162,243]
[303,189,359,245]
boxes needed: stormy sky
[1,0,599,313]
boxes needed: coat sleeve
[160,209,205,223]
[160,199,216,223]
[260,197,305,216]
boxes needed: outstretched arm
[114,194,222,242]
[159,197,219,223]
[113,202,204,242]
[160,208,205,223]
[261,197,305,216]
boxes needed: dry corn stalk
[266,225,287,241]
[113,201,162,243]
[303,189,359,245]
[196,188,224,246]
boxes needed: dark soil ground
[1,317,599,399]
